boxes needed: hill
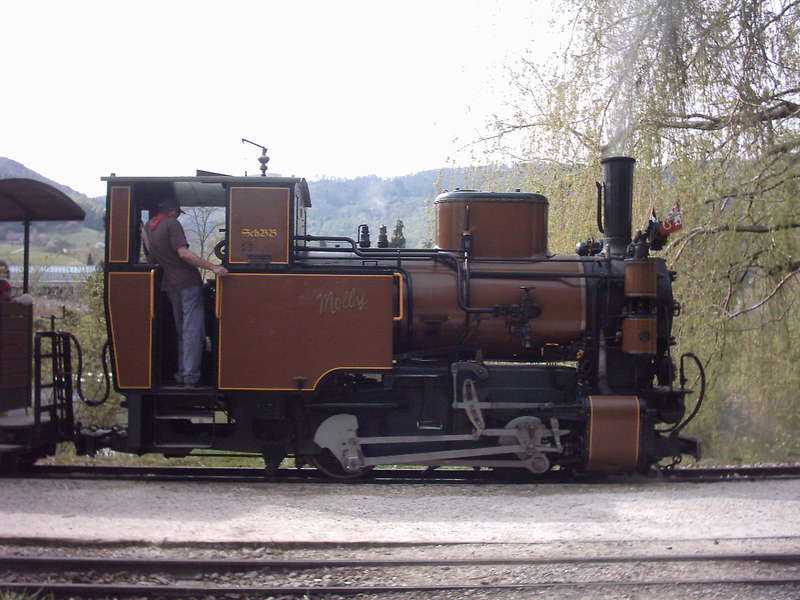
[0,158,528,264]
[0,157,105,266]
[306,165,525,247]
[0,157,105,231]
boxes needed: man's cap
[157,197,184,214]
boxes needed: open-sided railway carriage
[0,156,702,477]
[0,179,85,469]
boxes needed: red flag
[658,201,683,236]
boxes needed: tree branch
[767,137,800,155]
[670,222,800,245]
[759,1,800,34]
[646,101,800,131]
[725,267,800,319]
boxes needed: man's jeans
[167,285,205,385]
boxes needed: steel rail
[1,551,799,571]
[18,465,497,483]
[2,577,799,597]
[8,463,800,483]
[662,465,800,480]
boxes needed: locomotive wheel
[262,457,284,477]
[495,416,551,477]
[311,449,372,480]
[498,416,544,460]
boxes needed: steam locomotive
[1,156,702,477]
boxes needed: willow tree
[487,0,800,460]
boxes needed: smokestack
[601,156,635,257]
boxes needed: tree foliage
[488,0,800,460]
[62,269,122,427]
[389,219,407,248]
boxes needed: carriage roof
[0,178,85,222]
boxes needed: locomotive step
[0,443,25,454]
[154,402,216,419]
[155,414,215,424]
[0,413,52,428]
[154,385,218,396]
[153,443,213,449]
[155,412,214,418]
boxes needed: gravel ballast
[1,475,799,599]
[0,476,798,545]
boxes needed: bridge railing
[6,265,98,288]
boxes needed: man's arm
[177,246,229,276]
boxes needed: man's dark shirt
[148,217,202,292]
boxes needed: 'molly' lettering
[316,288,367,315]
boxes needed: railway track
[8,463,800,483]
[1,551,798,598]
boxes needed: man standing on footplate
[144,197,228,386]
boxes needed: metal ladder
[33,331,75,441]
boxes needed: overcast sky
[2,1,560,197]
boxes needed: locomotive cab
[103,175,314,390]
[101,174,403,459]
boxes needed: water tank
[435,191,548,258]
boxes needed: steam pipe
[298,245,611,264]
[601,156,635,257]
[295,235,454,257]
[595,182,604,234]
[597,335,612,394]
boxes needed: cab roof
[102,175,312,208]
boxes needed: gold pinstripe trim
[393,272,405,321]
[578,261,586,333]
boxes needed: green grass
[0,591,53,600]
[0,225,103,268]
[41,443,266,468]
[0,244,83,266]
[59,226,103,248]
